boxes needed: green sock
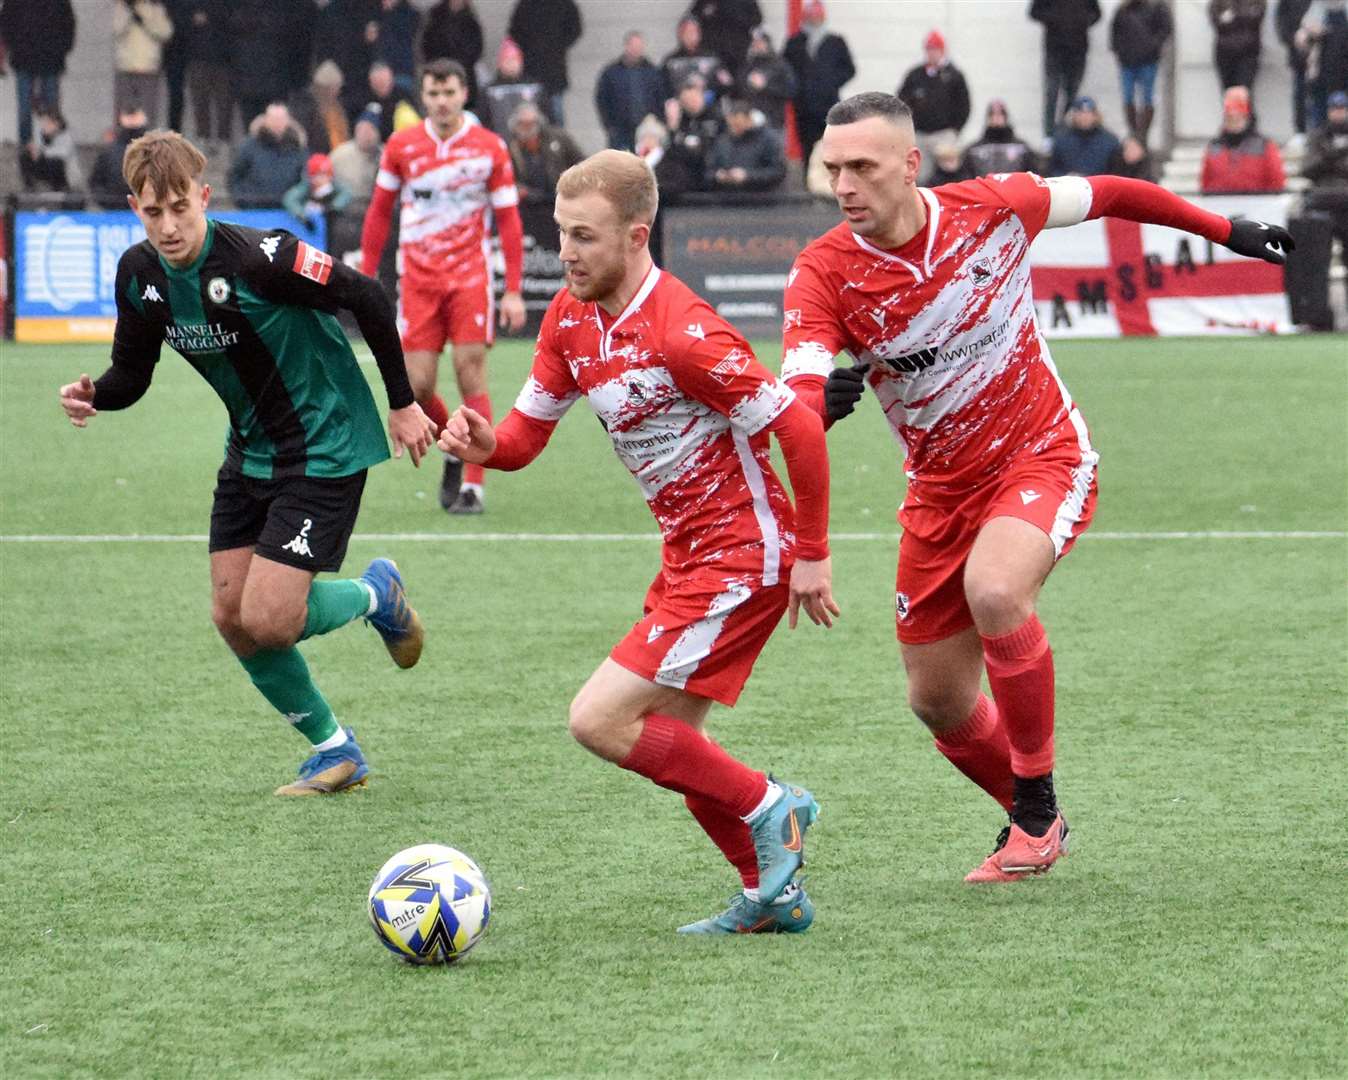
[238,647,340,747]
[301,579,373,641]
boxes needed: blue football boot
[677,882,814,935]
[274,727,369,796]
[749,779,819,902]
[360,558,424,669]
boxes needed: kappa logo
[281,517,315,558]
[895,591,911,620]
[1020,489,1042,505]
[284,711,312,726]
[970,258,993,288]
[292,241,333,286]
[684,322,706,340]
[708,347,751,385]
[141,284,163,303]
[259,235,281,262]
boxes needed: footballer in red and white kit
[360,58,526,515]
[440,150,836,935]
[785,92,1293,884]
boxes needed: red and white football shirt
[783,172,1097,502]
[517,266,798,584]
[375,117,518,284]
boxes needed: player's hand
[824,363,868,422]
[437,405,496,463]
[788,557,840,629]
[58,374,97,427]
[388,402,438,466]
[499,290,527,333]
[1224,217,1295,265]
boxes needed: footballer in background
[58,131,437,796]
[360,58,526,516]
[782,92,1292,882]
[440,150,837,934]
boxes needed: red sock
[685,793,759,889]
[981,614,1055,778]
[462,392,492,485]
[421,393,449,437]
[934,693,1013,811]
[619,715,768,818]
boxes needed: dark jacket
[595,57,666,147]
[172,0,231,60]
[898,61,971,134]
[1049,122,1124,175]
[1275,0,1313,50]
[418,1,484,105]
[507,0,582,93]
[658,107,724,196]
[228,0,303,103]
[229,124,309,206]
[706,124,785,191]
[1111,0,1173,67]
[481,76,545,139]
[375,0,420,82]
[508,125,584,202]
[688,0,762,71]
[1116,146,1158,181]
[738,53,797,128]
[1208,0,1267,57]
[1302,120,1348,188]
[90,124,148,208]
[661,47,729,100]
[1029,0,1103,59]
[783,30,855,123]
[0,0,76,74]
[930,161,975,185]
[964,124,1041,175]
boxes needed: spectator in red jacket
[1200,85,1287,192]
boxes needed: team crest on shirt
[895,591,910,620]
[207,277,230,303]
[783,308,801,332]
[969,258,993,289]
[627,380,648,405]
[708,347,751,386]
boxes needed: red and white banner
[1030,193,1292,337]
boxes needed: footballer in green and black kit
[95,219,416,571]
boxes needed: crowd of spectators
[5,0,1348,217]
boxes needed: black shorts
[208,468,367,573]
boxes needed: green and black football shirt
[104,219,413,480]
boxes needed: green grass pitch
[1,335,1344,1079]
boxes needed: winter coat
[507,0,582,93]
[1029,0,1103,59]
[1200,127,1286,191]
[283,177,353,227]
[90,124,147,208]
[229,119,309,206]
[418,2,484,105]
[481,77,546,139]
[738,53,797,128]
[330,136,381,200]
[508,125,584,202]
[1049,123,1123,174]
[114,1,174,76]
[705,124,785,191]
[783,30,856,123]
[964,125,1041,175]
[1209,0,1267,57]
[661,48,730,100]
[688,0,763,71]
[1275,0,1313,49]
[1302,119,1348,187]
[172,0,230,61]
[658,108,724,195]
[228,1,301,103]
[898,61,972,134]
[1110,0,1173,67]
[375,0,420,82]
[0,0,76,75]
[595,58,667,143]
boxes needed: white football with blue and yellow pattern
[367,844,491,965]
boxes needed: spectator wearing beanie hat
[898,29,972,182]
[284,152,353,230]
[481,37,546,139]
[1201,85,1287,192]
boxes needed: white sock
[461,482,483,497]
[313,727,349,752]
[741,779,784,824]
[360,582,378,616]
[743,881,800,906]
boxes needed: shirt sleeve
[666,299,793,437]
[948,171,1053,241]
[97,254,165,409]
[488,137,520,211]
[375,138,403,194]
[781,253,847,384]
[510,296,581,425]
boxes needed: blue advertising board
[14,209,325,342]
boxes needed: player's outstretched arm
[439,406,496,463]
[437,406,556,471]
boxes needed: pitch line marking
[0,531,1342,544]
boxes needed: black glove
[1224,217,1296,265]
[824,363,868,422]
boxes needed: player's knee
[907,684,970,735]
[965,578,1034,634]
[567,695,605,750]
[238,598,303,651]
[211,597,246,643]
[409,368,438,404]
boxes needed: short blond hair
[123,130,207,200]
[556,149,658,226]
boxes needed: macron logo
[1020,489,1042,505]
[259,236,281,262]
[141,284,163,302]
[684,323,706,340]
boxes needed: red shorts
[895,437,1099,645]
[610,571,789,706]
[398,272,494,353]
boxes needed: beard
[565,258,626,303]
